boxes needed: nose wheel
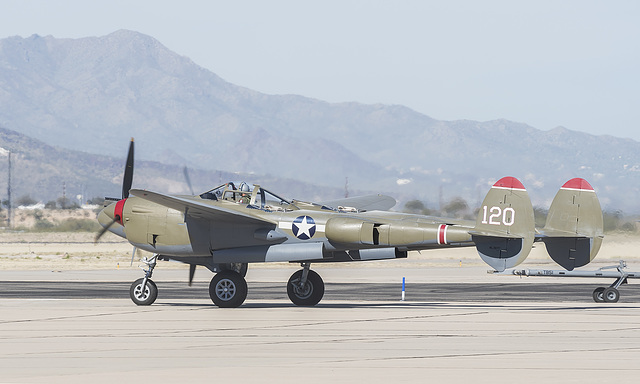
[129,254,159,306]
[130,278,158,305]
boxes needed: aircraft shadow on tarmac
[1,281,639,305]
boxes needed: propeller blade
[94,218,117,243]
[183,166,195,195]
[130,247,137,267]
[122,138,135,199]
[188,264,196,286]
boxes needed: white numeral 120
[481,206,515,226]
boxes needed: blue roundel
[292,216,316,240]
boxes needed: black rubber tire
[209,270,248,308]
[287,269,324,306]
[592,287,605,303]
[130,278,158,306]
[603,287,620,303]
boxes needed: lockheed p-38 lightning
[97,140,604,307]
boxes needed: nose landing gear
[130,254,158,306]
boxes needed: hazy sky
[1,0,639,140]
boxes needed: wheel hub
[216,279,236,301]
[293,280,313,299]
[134,284,150,300]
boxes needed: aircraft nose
[96,201,127,239]
[97,202,116,227]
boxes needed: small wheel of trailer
[209,270,248,308]
[592,287,605,303]
[287,269,324,306]
[603,287,620,303]
[130,278,158,306]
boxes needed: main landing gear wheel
[209,270,248,308]
[592,287,605,303]
[287,269,324,306]
[603,287,620,303]
[130,278,158,306]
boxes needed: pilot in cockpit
[237,182,251,204]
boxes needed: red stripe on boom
[437,224,447,245]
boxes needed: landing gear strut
[130,254,159,306]
[287,263,325,306]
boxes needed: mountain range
[0,30,638,212]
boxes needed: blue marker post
[401,277,406,301]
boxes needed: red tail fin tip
[492,176,526,191]
[561,178,594,191]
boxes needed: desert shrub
[55,218,101,232]
[34,219,55,231]
[17,195,38,206]
[27,217,101,232]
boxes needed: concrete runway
[2,280,640,303]
[1,267,640,383]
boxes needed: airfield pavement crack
[323,346,640,365]
[213,311,487,331]
[0,308,164,325]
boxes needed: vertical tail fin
[540,178,604,270]
[472,177,535,272]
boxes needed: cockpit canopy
[200,182,295,212]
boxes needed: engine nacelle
[325,217,375,245]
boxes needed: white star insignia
[293,216,316,240]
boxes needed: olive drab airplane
[96,139,605,308]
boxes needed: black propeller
[188,264,197,286]
[182,167,198,284]
[183,166,195,195]
[122,138,135,199]
[95,138,135,243]
[94,220,116,243]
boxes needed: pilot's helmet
[239,182,250,192]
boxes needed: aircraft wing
[319,194,396,211]
[129,189,276,225]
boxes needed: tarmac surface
[1,267,640,383]
[2,280,640,303]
